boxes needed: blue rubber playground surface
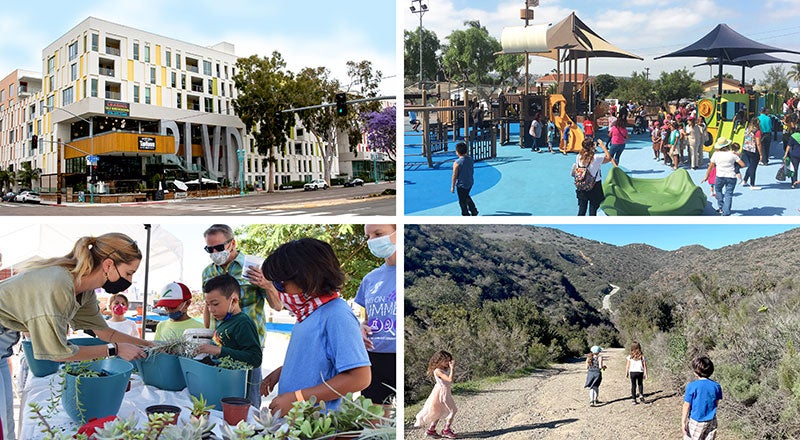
[404,120,799,216]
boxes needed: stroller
[632,115,647,134]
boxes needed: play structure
[698,91,784,157]
[600,167,707,216]
[549,94,585,153]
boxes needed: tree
[493,53,526,88]
[653,68,703,103]
[404,27,441,86]
[761,65,791,96]
[16,162,40,189]
[360,106,396,161]
[233,53,297,193]
[594,74,618,99]
[233,224,378,299]
[789,64,800,92]
[0,168,12,192]
[441,20,501,97]
[611,71,655,103]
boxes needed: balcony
[99,67,115,77]
[105,47,120,56]
[105,91,121,100]
[191,84,203,92]
[187,65,199,73]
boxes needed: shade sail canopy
[692,53,796,68]
[546,12,642,60]
[185,178,220,185]
[655,23,800,60]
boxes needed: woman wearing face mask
[106,294,140,337]
[0,233,151,439]
[354,224,397,410]
[153,282,204,341]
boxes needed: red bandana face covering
[279,291,340,322]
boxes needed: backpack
[572,163,596,191]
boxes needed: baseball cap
[591,345,603,354]
[155,282,192,308]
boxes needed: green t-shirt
[154,317,204,341]
[0,266,108,360]
[202,251,267,345]
[213,312,262,368]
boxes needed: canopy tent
[655,23,800,96]
[0,224,184,334]
[172,179,189,191]
[186,178,220,185]
[692,53,796,86]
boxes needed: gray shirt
[455,155,474,189]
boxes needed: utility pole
[411,0,429,91]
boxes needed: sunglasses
[204,239,232,254]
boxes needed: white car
[15,191,41,203]
[303,179,328,191]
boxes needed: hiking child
[585,345,606,406]
[682,356,722,440]
[415,350,458,439]
[625,341,648,404]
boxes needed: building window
[0,90,4,101]
[203,60,211,76]
[90,79,97,98]
[295,143,303,155]
[71,63,78,81]
[83,79,87,98]
[83,35,87,53]
[133,85,139,103]
[68,42,78,61]
[145,87,151,104]
[8,129,14,144]
[207,79,213,94]
[166,50,171,67]
[204,97,213,113]
[175,53,181,69]
[144,45,150,63]
[177,92,181,109]
[39,99,44,115]
[181,74,186,90]
[216,64,220,78]
[150,67,156,84]
[171,72,176,88]
[133,42,139,60]
[47,56,55,74]
[91,34,98,51]
[221,83,225,97]
[225,66,229,79]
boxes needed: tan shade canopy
[546,12,643,60]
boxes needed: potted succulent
[186,394,216,421]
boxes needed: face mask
[210,249,230,266]
[222,297,234,321]
[103,263,132,294]
[367,233,396,259]
[112,304,128,315]
[168,305,185,320]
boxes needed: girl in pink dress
[415,350,458,438]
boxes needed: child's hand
[449,360,456,370]
[260,367,282,396]
[194,343,221,357]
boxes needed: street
[0,182,396,216]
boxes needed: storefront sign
[138,136,156,150]
[105,100,130,117]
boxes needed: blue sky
[547,224,799,250]
[0,0,396,93]
[405,0,800,85]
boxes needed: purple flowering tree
[360,105,397,161]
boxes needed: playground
[403,119,798,216]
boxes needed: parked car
[23,191,41,204]
[303,179,328,191]
[1,192,15,202]
[14,191,30,203]
[344,178,365,187]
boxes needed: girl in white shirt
[106,294,140,337]
[625,341,648,404]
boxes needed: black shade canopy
[656,24,800,95]
[692,53,796,85]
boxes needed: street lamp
[237,147,245,196]
[45,105,94,203]
[410,0,429,91]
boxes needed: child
[548,120,559,153]
[584,345,605,406]
[414,350,458,439]
[106,294,139,337]
[730,142,743,183]
[661,124,672,166]
[669,121,682,170]
[625,341,648,404]
[196,274,263,407]
[651,121,662,160]
[153,282,204,341]
[707,165,717,199]
[259,238,371,415]
[682,356,723,440]
[451,142,478,216]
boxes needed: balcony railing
[105,47,121,56]
[99,67,115,77]
[105,91,121,100]
[191,85,203,92]
[186,66,199,73]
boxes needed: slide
[548,94,584,153]
[600,167,707,216]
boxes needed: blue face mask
[367,233,396,259]
[222,297,234,321]
[167,302,185,320]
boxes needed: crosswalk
[147,204,361,216]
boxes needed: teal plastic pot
[134,353,186,391]
[61,358,134,423]
[22,337,108,377]
[178,357,247,409]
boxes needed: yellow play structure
[549,94,585,153]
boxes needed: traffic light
[335,93,348,116]
[31,135,38,149]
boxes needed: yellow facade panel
[155,44,161,65]
[212,78,218,96]
[128,60,134,81]
[156,86,162,106]
[161,67,167,86]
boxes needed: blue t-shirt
[454,155,474,189]
[684,378,723,422]
[354,264,396,354]
[759,113,772,134]
[278,298,370,410]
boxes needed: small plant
[145,337,200,358]
[92,413,216,440]
[216,356,251,370]
[187,394,216,419]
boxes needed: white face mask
[367,233,396,259]
[210,249,230,266]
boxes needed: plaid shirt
[202,251,267,346]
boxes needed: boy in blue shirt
[682,356,723,440]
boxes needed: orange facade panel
[64,132,175,159]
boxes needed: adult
[702,137,746,216]
[608,116,629,165]
[0,233,150,439]
[685,116,704,170]
[356,224,397,410]
[530,112,543,152]
[202,224,282,408]
[575,138,615,216]
[758,107,773,165]
[742,117,763,190]
[471,99,483,136]
[784,128,800,188]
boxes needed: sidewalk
[404,121,798,216]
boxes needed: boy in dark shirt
[451,142,478,216]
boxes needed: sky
[405,0,800,86]
[0,0,396,94]
[549,224,800,250]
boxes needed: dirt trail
[405,348,737,439]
